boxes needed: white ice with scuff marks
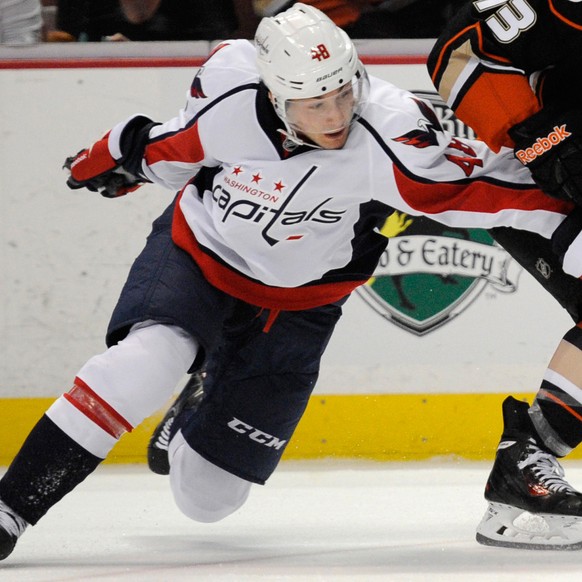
[3,460,582,581]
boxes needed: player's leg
[157,299,346,522]
[477,227,582,548]
[146,372,252,521]
[0,321,198,559]
[0,199,234,560]
[168,432,253,522]
[489,228,582,455]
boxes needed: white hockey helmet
[255,3,369,146]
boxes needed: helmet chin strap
[277,128,322,152]
[268,91,322,151]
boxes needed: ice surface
[2,460,582,581]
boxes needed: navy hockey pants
[107,199,346,483]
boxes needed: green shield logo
[356,92,520,335]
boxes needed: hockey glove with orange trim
[509,107,582,206]
[64,114,153,198]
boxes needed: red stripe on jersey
[540,389,582,423]
[392,164,572,215]
[171,194,363,310]
[64,378,133,439]
[145,123,205,166]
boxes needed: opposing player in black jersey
[429,0,582,550]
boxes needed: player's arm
[385,94,582,280]
[390,124,582,278]
[64,114,160,198]
[429,0,582,204]
[64,73,218,198]
[430,0,582,108]
[385,95,570,229]
[63,42,248,198]
[64,111,213,198]
[427,0,582,150]
[427,0,544,152]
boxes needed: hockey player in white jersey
[2,3,582,561]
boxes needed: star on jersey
[215,166,345,247]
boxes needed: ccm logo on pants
[227,418,287,450]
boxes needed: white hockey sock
[47,322,199,458]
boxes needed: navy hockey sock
[0,415,102,525]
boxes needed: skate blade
[476,502,582,550]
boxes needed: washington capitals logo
[393,98,444,148]
[190,69,207,99]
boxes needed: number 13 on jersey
[473,0,537,43]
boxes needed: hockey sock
[529,324,582,456]
[0,499,27,539]
[0,415,102,525]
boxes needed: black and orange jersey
[428,0,582,151]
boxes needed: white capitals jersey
[133,40,572,311]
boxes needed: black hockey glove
[509,108,582,207]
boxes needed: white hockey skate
[476,396,582,550]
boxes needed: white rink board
[0,62,573,397]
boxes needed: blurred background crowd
[0,0,464,44]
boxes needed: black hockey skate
[147,372,205,475]
[0,500,27,561]
[0,528,16,561]
[476,396,582,550]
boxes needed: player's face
[285,84,355,149]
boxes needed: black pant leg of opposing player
[490,227,582,452]
[489,227,582,322]
[475,228,582,548]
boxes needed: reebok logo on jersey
[515,125,572,165]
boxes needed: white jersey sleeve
[92,48,579,307]
[140,40,260,191]
[363,81,572,238]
